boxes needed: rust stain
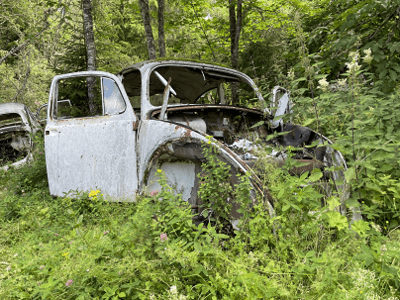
[183,129,192,138]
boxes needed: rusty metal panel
[147,161,196,201]
[137,119,250,189]
[45,115,138,199]
[45,71,139,200]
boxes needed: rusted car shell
[0,103,40,170]
[44,60,361,224]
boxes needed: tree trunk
[82,0,98,115]
[229,0,242,105]
[158,0,166,57]
[139,0,157,60]
[229,0,237,69]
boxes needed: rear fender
[137,119,273,221]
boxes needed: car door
[45,71,138,200]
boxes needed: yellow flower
[207,140,212,145]
[89,190,100,197]
[157,169,162,173]
[62,252,68,256]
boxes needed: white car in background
[0,103,40,170]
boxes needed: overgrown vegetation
[2,0,400,298]
[1,128,400,299]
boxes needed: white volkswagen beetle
[43,60,361,224]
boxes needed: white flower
[204,13,212,21]
[346,50,362,73]
[345,61,361,73]
[13,254,18,257]
[317,77,329,92]
[338,78,347,88]
[349,51,359,61]
[287,69,295,81]
[170,285,177,294]
[363,48,373,64]
[363,48,372,57]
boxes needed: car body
[0,103,40,170]
[43,60,361,223]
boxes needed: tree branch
[0,8,52,66]
[368,9,397,40]
[12,68,31,102]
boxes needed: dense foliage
[1,0,400,298]
[1,136,400,299]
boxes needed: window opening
[102,77,126,115]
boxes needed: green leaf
[216,234,229,239]
[351,220,370,237]
[266,131,290,141]
[299,171,309,181]
[392,64,400,73]
[382,263,398,276]
[194,264,208,276]
[327,197,341,210]
[282,204,291,211]
[389,69,398,82]
[194,242,202,252]
[291,204,301,211]
[296,88,309,95]
[344,167,356,183]
[379,67,388,78]
[302,118,315,127]
[308,171,323,182]
[306,250,315,258]
[168,217,179,225]
[325,211,348,231]
[389,219,398,230]
[314,74,327,79]
[250,121,265,128]
[277,189,285,199]
[360,245,374,267]
[294,77,307,82]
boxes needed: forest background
[1,0,400,299]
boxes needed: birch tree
[158,0,166,57]
[139,0,157,59]
[82,0,98,114]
